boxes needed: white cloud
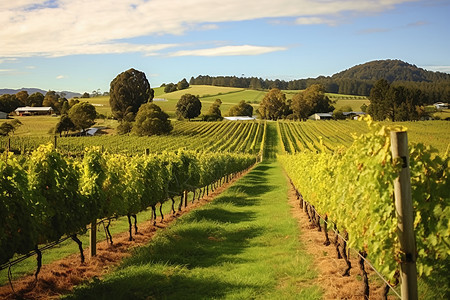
[295,17,331,25]
[169,45,287,57]
[56,75,66,79]
[422,65,450,73]
[0,69,15,72]
[0,58,18,64]
[0,0,416,57]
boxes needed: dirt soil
[1,167,397,300]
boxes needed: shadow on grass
[65,266,260,300]
[184,207,256,224]
[66,207,264,299]
[65,162,277,299]
[212,163,275,203]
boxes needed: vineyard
[278,119,449,299]
[0,120,266,156]
[277,119,450,155]
[1,118,449,299]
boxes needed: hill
[0,88,81,99]
[188,59,450,100]
[331,59,450,82]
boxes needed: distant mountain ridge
[0,88,81,99]
[331,59,450,82]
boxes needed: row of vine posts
[295,131,418,300]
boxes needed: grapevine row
[0,120,265,156]
[278,119,449,292]
[0,144,256,270]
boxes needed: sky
[1,0,449,94]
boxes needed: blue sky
[1,0,449,93]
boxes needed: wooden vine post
[90,220,97,258]
[390,131,418,300]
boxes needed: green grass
[0,115,59,136]
[159,85,245,100]
[64,161,321,300]
[332,99,370,111]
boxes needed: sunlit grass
[64,162,321,299]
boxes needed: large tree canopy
[132,103,172,136]
[291,84,334,120]
[68,102,96,133]
[0,94,20,113]
[258,88,289,120]
[109,68,152,121]
[55,114,75,137]
[177,78,189,90]
[203,99,223,121]
[368,79,427,121]
[27,92,44,107]
[176,94,202,120]
[228,100,253,117]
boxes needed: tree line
[188,59,450,102]
[188,75,450,102]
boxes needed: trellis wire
[301,194,402,299]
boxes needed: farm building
[15,106,54,116]
[223,116,256,121]
[308,113,333,120]
[434,102,448,109]
[343,111,366,120]
[0,111,8,119]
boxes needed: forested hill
[188,59,450,101]
[331,59,450,83]
[0,88,81,99]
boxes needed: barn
[308,113,333,120]
[15,106,54,116]
[223,116,256,121]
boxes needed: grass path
[64,160,321,299]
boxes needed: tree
[177,78,189,90]
[176,94,202,120]
[368,79,426,121]
[360,103,368,113]
[290,93,312,120]
[109,68,152,121]
[228,100,254,117]
[55,114,75,137]
[60,101,70,115]
[27,92,44,107]
[258,88,289,120]
[68,102,96,133]
[15,91,29,105]
[291,84,334,120]
[203,99,223,121]
[81,92,90,98]
[117,121,133,135]
[0,123,14,136]
[43,91,59,108]
[367,79,391,120]
[0,94,20,113]
[132,103,173,136]
[164,83,177,93]
[0,120,21,136]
